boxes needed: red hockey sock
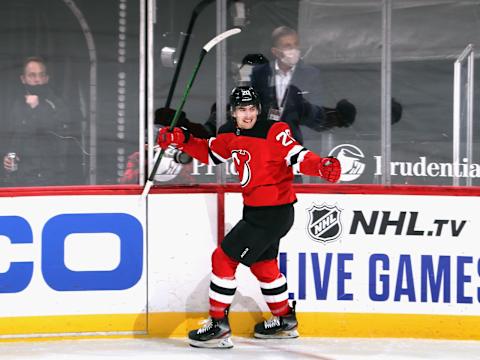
[250,259,290,316]
[208,247,239,319]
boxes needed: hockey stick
[164,0,215,108]
[141,28,242,199]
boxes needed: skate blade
[254,329,299,339]
[189,336,234,349]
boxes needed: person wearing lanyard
[251,26,356,145]
[274,56,293,120]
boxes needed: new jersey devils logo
[232,150,252,187]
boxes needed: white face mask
[280,48,301,67]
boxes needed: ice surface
[1,337,480,360]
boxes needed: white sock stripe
[263,293,289,304]
[211,274,237,289]
[263,292,289,304]
[209,289,235,304]
[259,275,287,290]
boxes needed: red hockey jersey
[181,120,324,207]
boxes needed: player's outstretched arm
[269,121,341,183]
[157,126,230,165]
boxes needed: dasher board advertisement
[0,195,146,336]
[225,192,479,316]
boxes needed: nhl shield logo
[306,204,342,243]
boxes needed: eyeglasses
[24,72,47,80]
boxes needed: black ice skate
[188,309,233,349]
[254,301,299,339]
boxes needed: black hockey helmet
[241,53,269,66]
[229,86,261,115]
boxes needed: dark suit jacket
[251,61,327,144]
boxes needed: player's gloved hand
[391,98,403,124]
[318,156,341,183]
[335,99,356,127]
[157,127,190,149]
[154,107,188,127]
[321,99,356,130]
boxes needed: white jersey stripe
[285,145,304,166]
[285,145,309,166]
[208,138,229,164]
[291,149,309,173]
[297,149,308,163]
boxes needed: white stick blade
[203,28,241,53]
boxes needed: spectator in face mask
[2,57,79,186]
[250,26,357,145]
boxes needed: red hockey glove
[156,127,189,149]
[318,156,341,183]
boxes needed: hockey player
[157,86,341,349]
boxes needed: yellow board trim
[0,313,146,335]
[149,312,480,340]
[1,312,480,341]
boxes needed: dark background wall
[0,0,479,186]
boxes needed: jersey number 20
[276,129,295,146]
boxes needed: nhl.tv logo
[306,204,343,243]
